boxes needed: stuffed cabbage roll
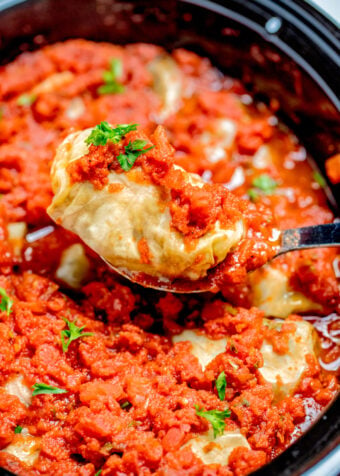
[48,122,278,286]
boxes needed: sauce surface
[0,40,339,476]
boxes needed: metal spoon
[105,222,340,293]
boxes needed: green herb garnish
[252,174,278,192]
[313,171,326,188]
[117,139,154,171]
[32,383,67,396]
[14,425,23,434]
[0,287,13,315]
[120,401,131,409]
[17,93,37,107]
[85,121,138,147]
[61,318,93,353]
[216,371,227,401]
[94,470,102,476]
[247,188,259,202]
[248,173,278,201]
[98,58,125,95]
[195,405,231,438]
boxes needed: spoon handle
[279,222,340,256]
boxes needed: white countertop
[308,0,340,24]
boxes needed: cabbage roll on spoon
[47,122,338,292]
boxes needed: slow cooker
[0,1,339,474]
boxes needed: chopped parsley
[195,405,231,438]
[85,121,137,147]
[17,93,37,107]
[248,173,278,201]
[94,470,102,476]
[117,139,154,171]
[247,188,259,202]
[14,425,23,434]
[313,171,326,188]
[98,58,125,95]
[32,383,67,396]
[84,122,153,171]
[216,371,227,401]
[253,174,278,192]
[0,287,13,315]
[120,401,131,409]
[61,318,93,353]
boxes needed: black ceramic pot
[0,0,339,475]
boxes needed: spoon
[105,222,340,293]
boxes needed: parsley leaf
[252,174,278,193]
[247,188,259,202]
[85,121,138,147]
[313,171,326,188]
[32,383,67,396]
[0,287,13,315]
[61,318,93,353]
[120,401,131,409]
[216,371,227,401]
[17,93,37,107]
[98,58,125,95]
[14,425,23,434]
[117,140,154,171]
[195,405,231,438]
[248,174,278,202]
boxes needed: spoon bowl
[105,222,340,293]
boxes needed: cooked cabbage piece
[47,128,245,281]
[172,330,227,370]
[259,318,316,400]
[149,55,182,121]
[201,118,237,164]
[249,266,321,318]
[184,429,249,465]
[172,319,316,399]
[4,375,32,407]
[56,243,90,289]
[31,71,74,95]
[7,222,27,257]
[2,432,40,466]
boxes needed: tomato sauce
[0,40,339,476]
